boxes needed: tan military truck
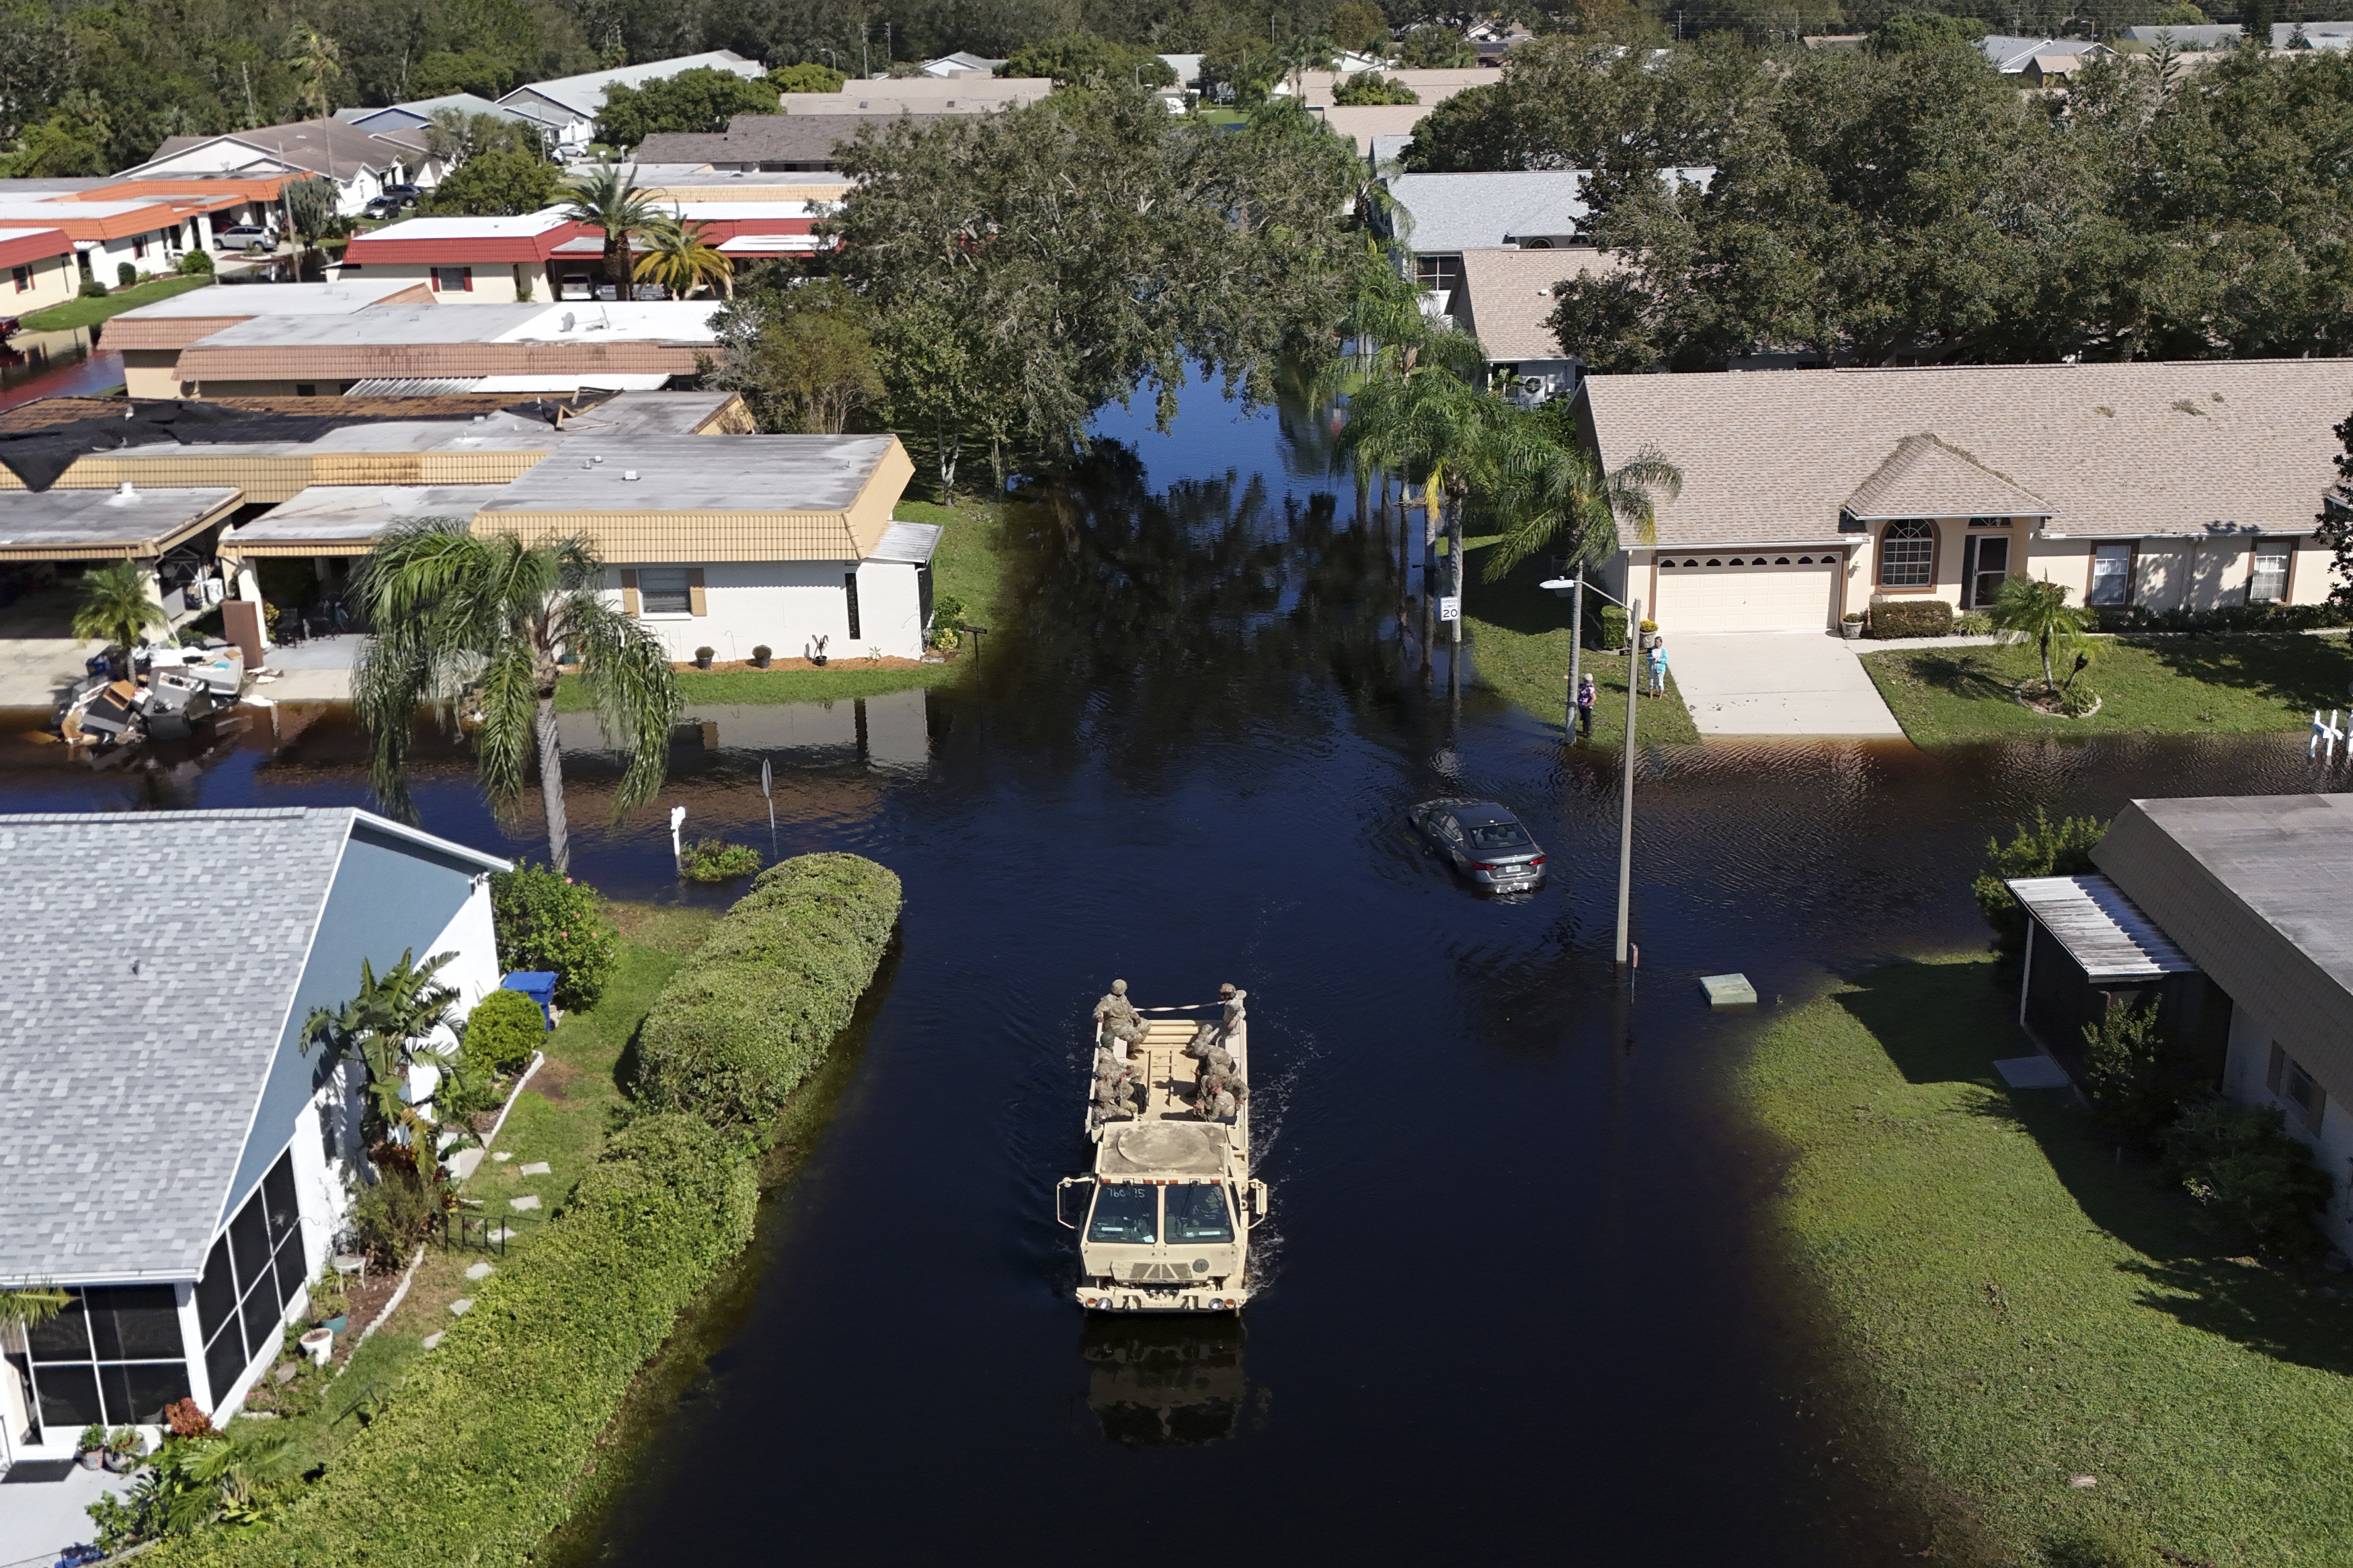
[1057,1012,1267,1313]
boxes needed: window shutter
[686,567,707,616]
[620,568,640,616]
[2267,1044,2286,1095]
[461,267,473,293]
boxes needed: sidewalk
[1667,630,1907,737]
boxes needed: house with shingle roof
[0,809,507,1466]
[1573,359,2353,633]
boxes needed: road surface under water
[3,374,2347,1563]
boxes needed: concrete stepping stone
[421,1331,444,1350]
[448,1298,473,1317]
[491,1151,513,1162]
[488,1227,516,1242]
[1995,1055,2071,1089]
[519,1161,551,1176]
[510,1194,541,1211]
[1700,973,1757,1007]
[463,1262,495,1281]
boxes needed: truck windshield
[1086,1182,1158,1243]
[1164,1183,1234,1243]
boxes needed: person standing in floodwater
[1571,671,1596,737]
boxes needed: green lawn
[1862,633,2353,746]
[22,273,213,332]
[1458,533,1700,744]
[247,903,717,1479]
[1746,956,2353,1566]
[553,497,1007,711]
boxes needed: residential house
[0,808,508,1464]
[625,164,855,206]
[335,206,820,300]
[1321,103,1433,159]
[0,181,288,282]
[635,114,950,172]
[2006,794,2353,1255]
[1452,247,1623,403]
[1976,34,2116,72]
[0,229,79,315]
[1573,359,2351,633]
[773,77,1053,114]
[122,122,430,216]
[335,93,538,139]
[496,52,766,152]
[106,280,435,397]
[920,52,1007,75]
[2118,22,2353,47]
[1294,67,1494,110]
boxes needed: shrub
[461,987,545,1077]
[680,838,762,882]
[1333,69,1419,104]
[177,249,214,276]
[1955,608,1993,634]
[143,1116,756,1568]
[488,862,617,1011]
[929,592,966,650]
[1598,604,1628,649]
[164,1400,213,1439]
[78,277,109,298]
[1867,597,1955,638]
[750,643,771,667]
[2089,601,2352,634]
[694,645,715,666]
[634,853,902,1134]
[348,1143,446,1264]
[116,261,137,288]
[2161,1100,2331,1262]
[2081,999,2200,1147]
[1969,809,2105,960]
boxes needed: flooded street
[3,376,2344,1561]
[0,327,118,413]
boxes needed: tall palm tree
[351,520,681,870]
[71,562,169,667]
[1482,438,1683,581]
[634,215,733,298]
[1991,575,2096,695]
[559,165,660,295]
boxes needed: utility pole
[1614,592,1642,971]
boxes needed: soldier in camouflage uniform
[1094,979,1146,1061]
[1197,1065,1246,1122]
[1092,1052,1139,1122]
[1215,983,1247,1046]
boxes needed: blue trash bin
[500,971,557,1030]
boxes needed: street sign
[1437,595,1460,622]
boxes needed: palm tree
[1991,575,2096,695]
[1482,439,1682,581]
[1277,32,1338,96]
[0,1286,69,1327]
[559,165,660,295]
[634,215,733,298]
[351,520,682,870]
[303,948,460,1150]
[71,562,169,667]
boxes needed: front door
[1970,536,2009,608]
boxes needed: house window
[1878,520,1935,588]
[844,573,862,641]
[195,1149,305,1411]
[2269,1044,2327,1133]
[132,233,149,260]
[431,266,473,293]
[637,567,692,615]
[2087,542,2133,607]
[9,264,28,294]
[2249,542,2291,605]
[22,1286,191,1432]
[1968,516,2008,528]
[294,384,317,399]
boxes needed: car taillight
[1529,856,1546,867]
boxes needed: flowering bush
[487,863,616,1011]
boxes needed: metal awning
[2005,873,2198,983]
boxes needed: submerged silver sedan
[1409,798,1548,892]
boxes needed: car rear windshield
[1086,1182,1157,1243]
[1466,821,1531,851]
[1165,1184,1234,1243]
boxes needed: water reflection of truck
[1082,1315,1248,1445]
[1055,1007,1267,1313]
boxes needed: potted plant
[1841,610,1865,641]
[104,1427,142,1473]
[750,644,772,669]
[300,1325,335,1366]
[694,646,715,669]
[311,1275,350,1335]
[77,1423,106,1469]
[1637,618,1659,651]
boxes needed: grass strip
[1860,633,2353,745]
[1745,956,2353,1566]
[22,274,214,333]
[1467,615,1700,746]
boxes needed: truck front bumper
[1075,1286,1249,1313]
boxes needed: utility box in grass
[501,971,557,1029]
[1701,973,1757,1007]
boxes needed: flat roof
[112,279,428,321]
[0,485,241,559]
[2005,874,2200,983]
[485,434,894,514]
[870,520,941,565]
[556,390,741,437]
[227,484,510,554]
[185,300,721,348]
[358,212,573,241]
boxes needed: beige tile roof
[1456,247,1623,362]
[1320,104,1431,157]
[1841,433,2050,520]
[1581,359,2353,548]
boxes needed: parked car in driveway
[1410,798,1548,893]
[216,223,278,249]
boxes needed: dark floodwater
[0,329,116,413]
[7,374,2348,1563]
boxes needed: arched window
[1878,521,1935,587]
[1661,558,1679,568]
[1773,556,1791,565]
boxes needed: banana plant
[301,950,463,1153]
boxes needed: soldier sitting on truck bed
[1197,1066,1246,1122]
[1094,979,1146,1060]
[1092,1053,1140,1123]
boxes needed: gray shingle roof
[1580,358,2353,549]
[5,809,357,1284]
[1841,433,2050,521]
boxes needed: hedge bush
[2089,600,2353,634]
[462,986,545,1077]
[634,853,901,1132]
[489,862,618,1011]
[147,1115,756,1568]
[1867,597,1955,638]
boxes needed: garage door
[1654,551,1840,632]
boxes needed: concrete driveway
[1665,630,1906,738]
[0,587,99,710]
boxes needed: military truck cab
[1058,1013,1267,1313]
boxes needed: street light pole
[1567,561,1586,710]
[1615,593,1642,971]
